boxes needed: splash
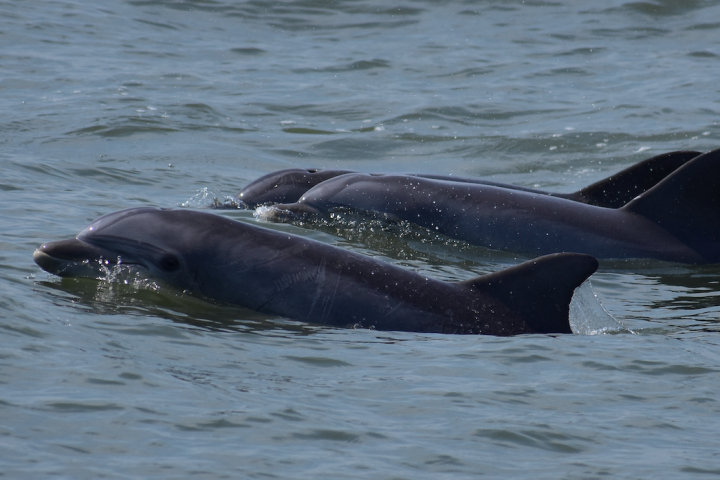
[76,259,162,305]
[182,187,242,209]
[569,280,629,335]
[254,205,282,221]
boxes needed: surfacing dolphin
[236,151,700,208]
[33,208,599,335]
[265,148,720,264]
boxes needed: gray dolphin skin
[33,208,599,335]
[236,151,700,208]
[267,148,720,264]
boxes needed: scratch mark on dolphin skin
[273,267,317,293]
[306,257,327,320]
[320,263,342,324]
[256,259,324,312]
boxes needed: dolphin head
[236,168,357,207]
[33,207,305,311]
[33,208,224,290]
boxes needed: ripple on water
[4,0,720,478]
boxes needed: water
[3,0,720,477]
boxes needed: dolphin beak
[33,238,121,277]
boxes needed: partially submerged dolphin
[236,151,700,209]
[33,208,599,335]
[266,148,720,264]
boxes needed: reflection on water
[651,267,720,311]
[37,278,320,337]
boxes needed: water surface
[3,1,720,478]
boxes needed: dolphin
[265,148,720,264]
[33,207,599,335]
[235,151,700,208]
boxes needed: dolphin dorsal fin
[567,151,700,208]
[622,148,720,263]
[458,253,599,334]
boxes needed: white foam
[181,187,238,209]
[253,205,279,222]
[569,280,629,335]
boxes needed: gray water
[3,0,720,478]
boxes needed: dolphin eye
[158,254,180,272]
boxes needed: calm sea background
[3,0,720,478]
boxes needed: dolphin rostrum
[33,208,599,335]
[265,148,720,264]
